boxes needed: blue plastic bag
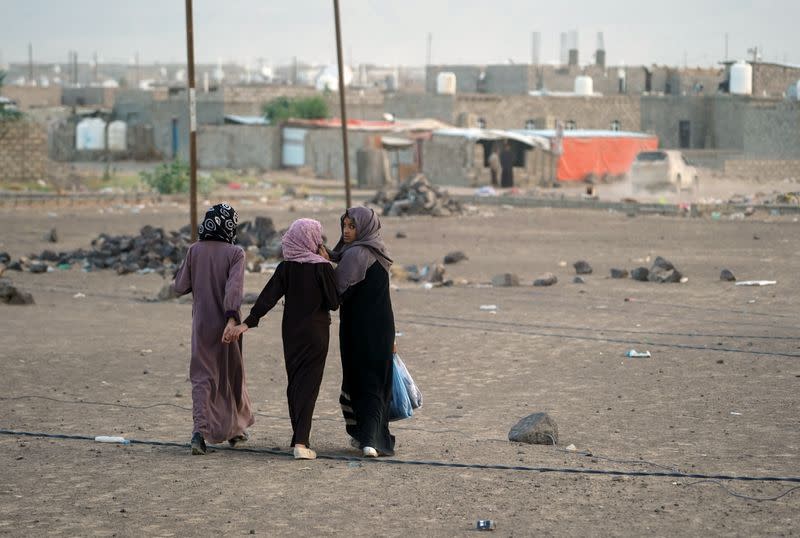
[388,354,414,422]
[394,353,422,409]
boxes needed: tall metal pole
[333,0,352,209]
[185,0,198,241]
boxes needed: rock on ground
[573,260,593,275]
[443,251,468,265]
[631,267,649,281]
[610,268,629,279]
[533,273,558,287]
[0,278,34,305]
[720,269,736,281]
[508,412,559,445]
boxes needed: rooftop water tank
[787,80,800,101]
[76,118,106,151]
[730,61,753,95]
[574,75,593,96]
[436,72,457,95]
[108,121,127,152]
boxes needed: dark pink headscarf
[281,218,330,264]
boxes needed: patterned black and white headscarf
[198,203,238,244]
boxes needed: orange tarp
[557,136,658,181]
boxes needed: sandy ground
[0,194,798,537]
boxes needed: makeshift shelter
[423,128,548,187]
[515,129,659,182]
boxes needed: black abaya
[244,261,339,447]
[339,261,396,455]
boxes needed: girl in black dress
[224,218,338,460]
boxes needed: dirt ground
[0,192,798,537]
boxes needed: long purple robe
[174,240,254,443]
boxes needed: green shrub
[262,96,329,123]
[140,160,215,195]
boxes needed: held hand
[222,320,247,343]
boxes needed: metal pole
[185,0,198,241]
[333,0,352,209]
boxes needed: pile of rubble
[0,217,282,277]
[372,174,463,217]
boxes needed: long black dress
[339,261,396,456]
[244,261,339,447]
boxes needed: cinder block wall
[0,120,49,182]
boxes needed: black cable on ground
[395,317,800,358]
[2,428,799,487]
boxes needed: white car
[630,150,699,194]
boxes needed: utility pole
[28,43,33,84]
[185,0,199,241]
[333,0,352,209]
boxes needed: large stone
[533,273,558,287]
[573,276,585,284]
[508,412,559,445]
[0,252,10,264]
[720,269,736,282]
[631,267,649,281]
[0,279,34,305]
[573,260,593,275]
[443,251,468,265]
[610,268,629,279]
[491,273,520,287]
[648,257,682,283]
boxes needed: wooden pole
[185,0,198,241]
[333,0,352,209]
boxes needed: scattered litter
[72,292,86,299]
[730,412,742,416]
[711,212,722,221]
[735,280,776,287]
[558,261,567,267]
[395,332,404,337]
[679,276,689,284]
[476,520,496,531]
[474,186,498,197]
[422,282,434,290]
[94,436,130,445]
[479,305,498,311]
[140,349,153,355]
[565,444,577,451]
[626,350,651,358]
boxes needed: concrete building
[386,93,641,132]
[425,64,724,96]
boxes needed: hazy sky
[2,0,797,67]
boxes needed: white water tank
[730,61,753,95]
[76,118,106,151]
[108,121,127,151]
[574,75,594,96]
[787,80,800,101]
[436,72,457,95]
